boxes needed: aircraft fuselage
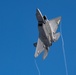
[38,21,52,47]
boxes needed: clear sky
[0,0,76,75]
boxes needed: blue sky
[0,0,76,75]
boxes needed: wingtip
[34,53,38,58]
[34,50,40,58]
[55,16,61,24]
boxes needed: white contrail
[60,22,69,75]
[34,59,41,75]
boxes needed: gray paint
[34,8,61,60]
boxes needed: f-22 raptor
[34,8,61,60]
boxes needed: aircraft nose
[36,8,39,11]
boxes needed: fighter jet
[34,8,61,59]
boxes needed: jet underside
[34,8,61,59]
[38,23,52,47]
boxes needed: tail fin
[53,32,60,42]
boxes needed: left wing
[34,37,44,58]
[34,37,49,59]
[49,16,61,33]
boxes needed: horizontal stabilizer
[43,47,49,60]
[53,32,60,42]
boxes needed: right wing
[34,37,44,58]
[49,16,61,33]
